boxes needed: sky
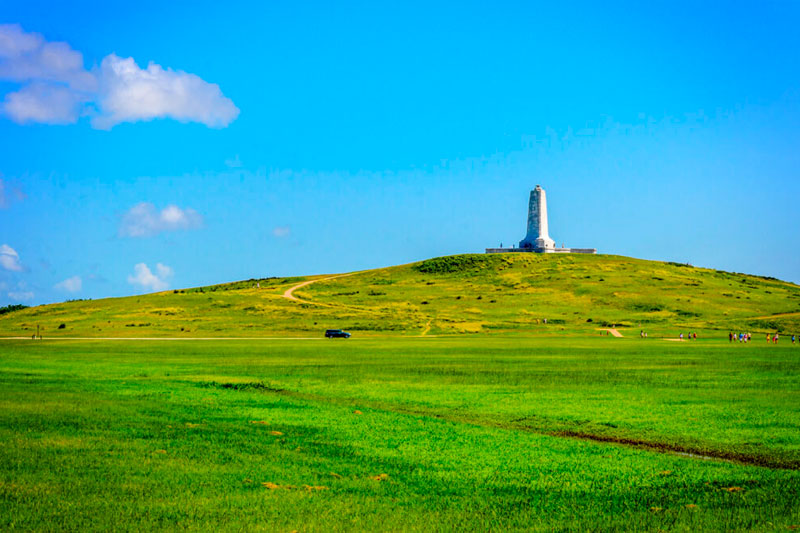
[1,0,799,306]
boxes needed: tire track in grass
[546,430,794,469]
[196,379,798,471]
[747,310,800,320]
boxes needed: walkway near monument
[487,185,596,254]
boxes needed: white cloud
[127,262,173,292]
[0,24,238,128]
[54,275,82,293]
[7,291,33,301]
[0,244,23,271]
[92,54,239,129]
[119,202,203,238]
[272,226,291,238]
[3,82,87,124]
[0,24,95,90]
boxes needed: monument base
[485,247,597,254]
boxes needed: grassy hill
[2,253,799,338]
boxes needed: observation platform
[485,247,597,254]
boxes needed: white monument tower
[484,185,596,254]
[519,185,556,252]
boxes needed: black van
[325,329,351,338]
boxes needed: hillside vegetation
[2,254,799,337]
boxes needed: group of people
[729,332,752,343]
[679,332,698,340]
[728,332,798,344]
[763,332,797,344]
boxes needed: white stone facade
[519,185,556,251]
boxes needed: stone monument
[485,185,596,254]
[519,185,555,252]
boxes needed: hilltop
[2,253,799,338]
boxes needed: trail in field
[748,310,800,320]
[280,272,429,330]
[420,319,432,337]
[598,328,624,337]
[282,273,356,303]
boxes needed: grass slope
[2,254,800,338]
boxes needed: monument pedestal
[485,247,597,254]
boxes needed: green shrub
[0,304,28,315]
[414,254,506,274]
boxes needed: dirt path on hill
[282,274,437,336]
[282,273,356,303]
[748,311,800,320]
[598,328,624,337]
[420,319,432,337]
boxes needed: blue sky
[1,1,799,305]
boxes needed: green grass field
[1,336,799,531]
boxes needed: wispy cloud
[127,262,173,292]
[119,202,203,238]
[0,24,239,128]
[54,275,82,293]
[0,244,23,271]
[7,290,33,301]
[225,154,243,168]
[272,226,291,238]
[0,177,25,208]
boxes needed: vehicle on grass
[325,329,351,338]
